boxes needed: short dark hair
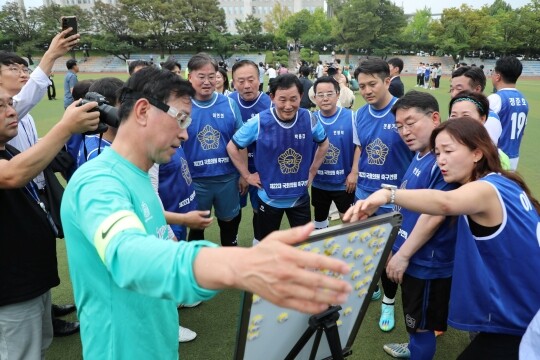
[494,56,523,84]
[118,67,195,123]
[88,77,124,106]
[448,90,489,118]
[387,58,404,73]
[299,65,310,77]
[128,60,150,75]
[269,74,302,96]
[0,51,28,67]
[451,66,486,92]
[161,58,181,72]
[188,53,217,72]
[354,58,390,81]
[66,59,77,70]
[313,76,340,94]
[232,60,259,77]
[391,90,439,115]
[72,79,95,101]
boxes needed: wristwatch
[381,184,397,204]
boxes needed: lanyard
[5,149,59,236]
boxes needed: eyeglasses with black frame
[145,97,192,129]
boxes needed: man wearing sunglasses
[60,67,353,359]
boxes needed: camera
[78,92,119,134]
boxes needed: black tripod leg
[284,326,317,360]
[309,329,324,360]
[324,324,344,360]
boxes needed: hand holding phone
[61,16,78,37]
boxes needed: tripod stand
[284,305,351,360]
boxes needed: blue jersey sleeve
[232,115,260,149]
[229,98,244,130]
[311,115,327,143]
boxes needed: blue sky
[20,0,532,14]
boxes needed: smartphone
[61,16,77,37]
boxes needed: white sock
[383,295,395,305]
[314,219,329,229]
[252,238,260,246]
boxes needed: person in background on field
[64,59,79,109]
[487,56,529,171]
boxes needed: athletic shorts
[311,186,355,221]
[401,273,451,333]
[193,175,240,221]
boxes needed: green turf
[38,73,538,359]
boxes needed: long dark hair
[431,117,540,214]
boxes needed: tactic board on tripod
[234,212,402,360]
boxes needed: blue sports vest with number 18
[255,109,313,199]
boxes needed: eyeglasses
[315,92,337,99]
[395,112,433,133]
[146,97,192,129]
[1,66,30,75]
[194,74,216,82]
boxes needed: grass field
[37,73,539,359]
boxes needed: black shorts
[401,274,451,333]
[457,332,521,360]
[311,186,355,222]
[257,194,311,240]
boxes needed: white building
[220,0,326,34]
[43,0,117,11]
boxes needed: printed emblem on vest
[324,142,340,165]
[197,125,220,150]
[278,148,303,174]
[181,157,192,185]
[366,138,389,165]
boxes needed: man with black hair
[450,65,503,146]
[381,91,457,359]
[128,60,151,75]
[387,57,404,98]
[488,56,529,171]
[2,28,84,337]
[64,59,79,109]
[76,77,124,168]
[227,74,329,240]
[299,66,314,109]
[161,59,182,77]
[310,76,359,229]
[353,58,414,332]
[0,88,99,359]
[183,53,243,246]
[61,67,352,358]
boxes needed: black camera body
[78,92,119,135]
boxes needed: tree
[0,2,39,45]
[174,0,226,52]
[263,3,292,34]
[329,0,406,61]
[235,14,262,37]
[519,0,540,56]
[121,0,179,58]
[402,8,433,51]
[280,9,311,46]
[93,1,131,38]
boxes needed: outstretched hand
[236,223,352,314]
[342,189,389,222]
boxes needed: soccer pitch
[39,73,538,359]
